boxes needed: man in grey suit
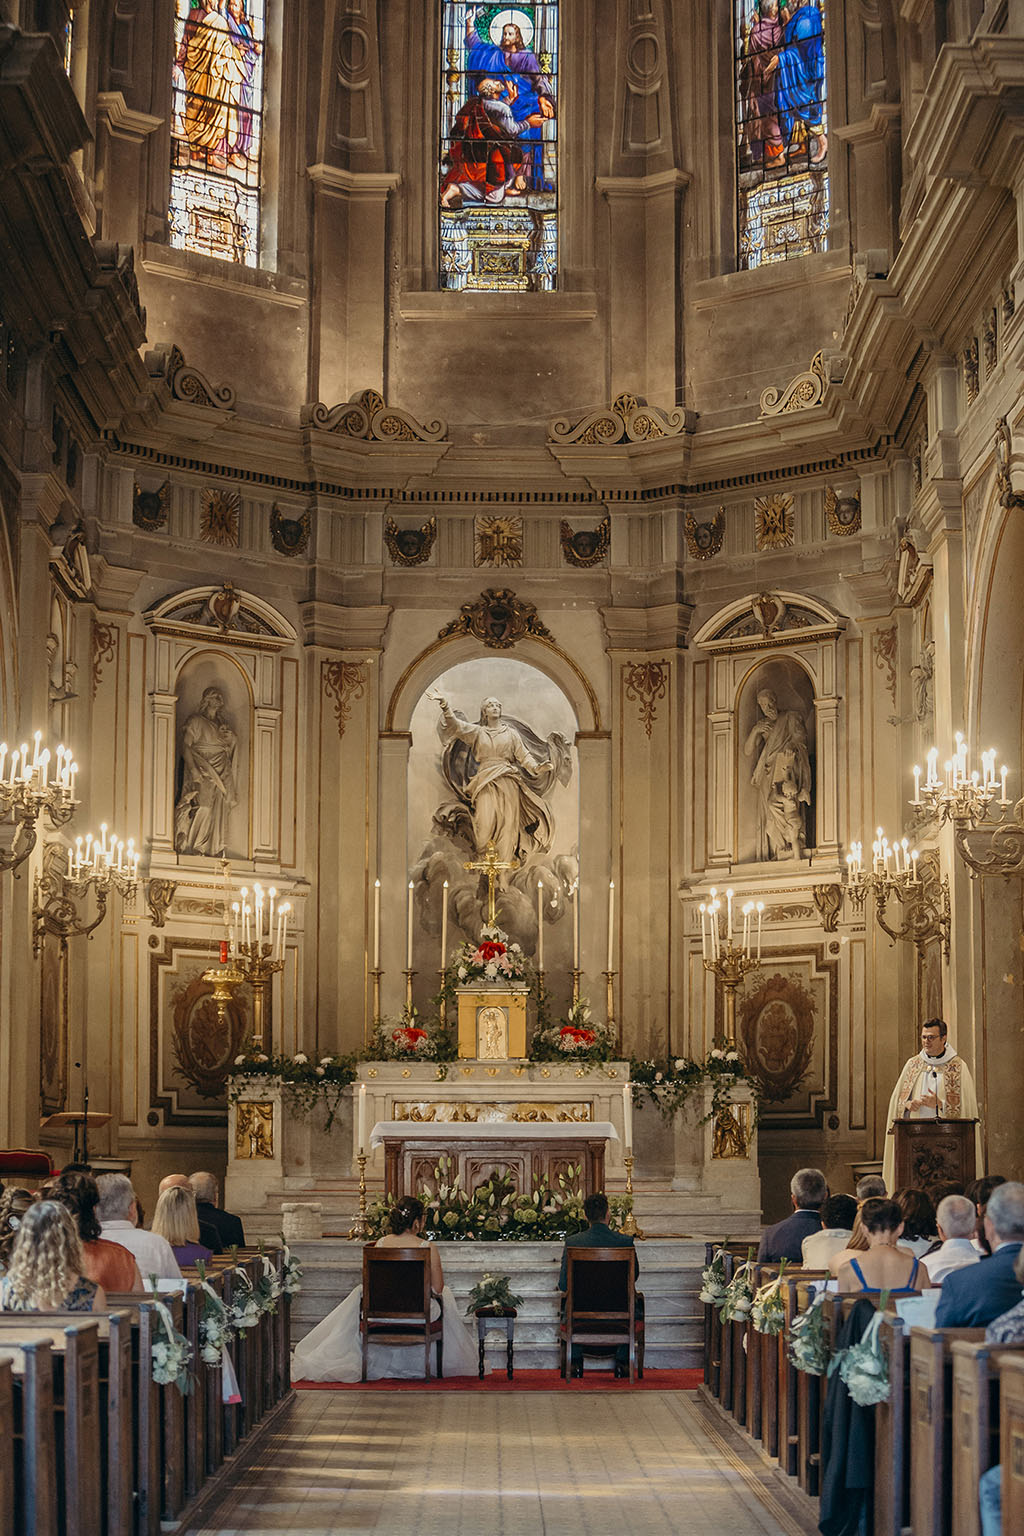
[936,1181,1024,1327]
[559,1192,641,1376]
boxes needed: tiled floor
[184,1390,816,1535]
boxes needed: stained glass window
[170,0,266,267]
[734,0,828,269]
[439,4,558,292]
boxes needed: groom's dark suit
[558,1221,642,1372]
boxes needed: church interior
[2,0,1024,1528]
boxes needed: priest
[883,1018,982,1191]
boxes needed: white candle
[756,903,764,963]
[0,743,6,783]
[572,881,579,970]
[911,849,920,880]
[441,880,449,972]
[606,880,615,971]
[726,888,734,942]
[407,880,414,969]
[373,878,381,969]
[926,747,938,787]
[699,903,707,960]
[1001,765,1009,804]
[68,760,77,798]
[39,749,49,789]
[358,1082,367,1153]
[622,1081,633,1152]
[536,881,544,971]
[913,765,921,804]
[279,903,290,957]
[269,888,277,947]
[31,730,41,769]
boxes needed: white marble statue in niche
[174,684,240,857]
[742,679,814,860]
[432,692,571,879]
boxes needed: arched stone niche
[737,658,816,862]
[692,591,846,870]
[381,632,606,1019]
[144,586,298,869]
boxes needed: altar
[370,1118,617,1200]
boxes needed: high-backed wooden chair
[359,1247,443,1381]
[558,1249,644,1384]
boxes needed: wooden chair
[558,1249,644,1384]
[359,1246,443,1381]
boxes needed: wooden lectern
[892,1119,978,1189]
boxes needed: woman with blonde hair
[0,1199,106,1311]
[151,1184,213,1265]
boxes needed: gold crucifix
[463,840,519,925]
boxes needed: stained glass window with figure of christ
[170,0,266,267]
[439,3,559,292]
[734,0,829,268]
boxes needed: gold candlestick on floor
[620,1152,644,1238]
[370,968,383,1027]
[348,1153,371,1240]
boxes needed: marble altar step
[287,1236,717,1370]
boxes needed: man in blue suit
[559,1192,640,1376]
[936,1181,1024,1327]
[757,1168,826,1262]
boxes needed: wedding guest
[43,1170,143,1292]
[0,1186,34,1271]
[894,1186,939,1258]
[835,1198,922,1296]
[802,1194,858,1270]
[923,1194,982,1286]
[0,1200,106,1312]
[936,1181,1024,1327]
[96,1174,182,1282]
[151,1185,214,1266]
[190,1171,246,1249]
[758,1168,826,1262]
[855,1174,887,1200]
[158,1174,222,1253]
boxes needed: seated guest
[558,1191,642,1377]
[923,1194,983,1286]
[835,1198,923,1295]
[151,1185,213,1266]
[0,1200,106,1312]
[936,1181,1024,1327]
[43,1170,143,1293]
[190,1171,245,1249]
[96,1173,182,1282]
[828,1211,874,1276]
[757,1168,826,1262]
[158,1174,222,1253]
[0,1186,34,1271]
[894,1186,939,1258]
[968,1174,1007,1254]
[855,1174,887,1200]
[802,1193,858,1269]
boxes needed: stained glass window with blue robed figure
[439,3,559,291]
[735,0,828,268]
[170,0,266,267]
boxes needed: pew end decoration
[750,1261,788,1334]
[699,1244,730,1306]
[149,1290,194,1393]
[720,1248,756,1323]
[789,1290,829,1375]
[828,1295,892,1406]
[281,1243,303,1295]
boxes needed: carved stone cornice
[145,343,236,411]
[904,38,1024,188]
[549,393,689,446]
[302,389,447,444]
[94,91,164,143]
[306,164,400,197]
[600,602,693,653]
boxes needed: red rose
[393,1026,427,1047]
[477,940,507,961]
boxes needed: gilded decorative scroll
[872,624,898,704]
[322,660,366,738]
[759,350,828,416]
[91,621,118,698]
[301,389,448,443]
[438,589,553,649]
[624,660,668,739]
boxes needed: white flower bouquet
[699,1245,730,1307]
[832,1308,891,1406]
[789,1290,829,1376]
[720,1252,756,1323]
[750,1261,788,1335]
[151,1302,193,1392]
[282,1243,303,1297]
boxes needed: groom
[559,1192,642,1376]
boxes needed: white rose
[256,1052,268,1063]
[674,1059,686,1071]
[320,1056,332,1066]
[315,1066,325,1076]
[726,1050,740,1062]
[655,1071,663,1083]
[234,1055,246,1066]
[711,1049,724,1060]
[293,1053,308,1064]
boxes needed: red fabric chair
[359,1246,443,1381]
[0,1149,55,1185]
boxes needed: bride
[292,1195,479,1382]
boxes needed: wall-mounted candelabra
[32,826,139,955]
[699,888,764,1045]
[844,833,950,958]
[0,733,76,874]
[912,735,1023,880]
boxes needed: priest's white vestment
[882,1043,982,1192]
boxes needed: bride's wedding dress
[292,1281,479,1383]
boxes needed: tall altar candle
[572,881,579,970]
[358,1082,367,1153]
[537,880,544,971]
[373,878,381,968]
[440,881,449,971]
[606,880,615,971]
[406,881,414,969]
[622,1082,633,1151]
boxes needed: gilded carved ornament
[475,516,522,568]
[322,660,366,738]
[623,660,668,739]
[385,516,436,566]
[301,389,448,444]
[685,507,725,560]
[438,589,553,650]
[759,349,846,416]
[560,515,610,567]
[270,505,311,558]
[754,493,794,550]
[145,342,236,410]
[548,392,687,445]
[824,485,861,536]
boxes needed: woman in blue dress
[835,1197,924,1296]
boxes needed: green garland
[629,1048,763,1125]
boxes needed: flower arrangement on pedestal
[466,1273,524,1313]
[228,1049,359,1130]
[629,1046,761,1125]
[367,1006,457,1063]
[529,997,619,1064]
[452,925,530,987]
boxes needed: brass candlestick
[703,947,758,1046]
[370,968,383,1028]
[571,967,581,1005]
[233,940,285,1051]
[438,973,447,1028]
[620,1152,644,1239]
[602,969,617,1048]
[403,968,416,1011]
[348,1153,371,1240]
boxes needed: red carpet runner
[294,1368,703,1392]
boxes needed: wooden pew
[0,1337,57,1536]
[0,1356,13,1536]
[872,1310,908,1536]
[103,1293,181,1536]
[793,1275,829,1496]
[178,1274,209,1499]
[951,1338,1024,1536]
[0,1320,100,1536]
[908,1325,986,1536]
[1000,1353,1024,1536]
[702,1241,724,1400]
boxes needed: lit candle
[241,888,250,948]
[756,902,764,962]
[8,748,19,786]
[536,881,544,972]
[726,888,734,943]
[100,823,108,855]
[39,749,49,789]
[699,903,708,961]
[944,759,953,790]
[926,747,939,787]
[68,760,77,798]
[911,849,920,880]
[67,846,74,878]
[269,887,277,948]
[742,902,753,955]
[31,731,41,769]
[0,743,7,783]
[373,878,381,969]
[606,880,615,971]
[441,879,449,972]
[254,884,264,949]
[1001,765,1009,804]
[279,902,290,958]
[358,1082,367,1154]
[571,880,579,970]
[231,902,240,956]
[913,765,921,804]
[407,880,414,970]
[901,838,909,875]
[622,1081,633,1152]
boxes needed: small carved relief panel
[235,1101,274,1159]
[199,488,241,546]
[438,589,552,649]
[824,485,861,537]
[133,480,169,531]
[624,661,668,739]
[754,493,794,550]
[560,516,609,567]
[685,508,724,560]
[475,516,523,568]
[270,504,310,557]
[386,516,436,566]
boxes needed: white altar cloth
[370,1120,619,1148]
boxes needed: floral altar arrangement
[465,1273,524,1314]
[789,1290,829,1376]
[719,1249,756,1323]
[367,1006,456,1064]
[750,1260,788,1334]
[629,1046,761,1125]
[529,997,619,1064]
[364,1157,632,1243]
[228,1049,358,1130]
[451,925,530,987]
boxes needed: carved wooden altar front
[376,1124,611,1202]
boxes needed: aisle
[183,1388,817,1535]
